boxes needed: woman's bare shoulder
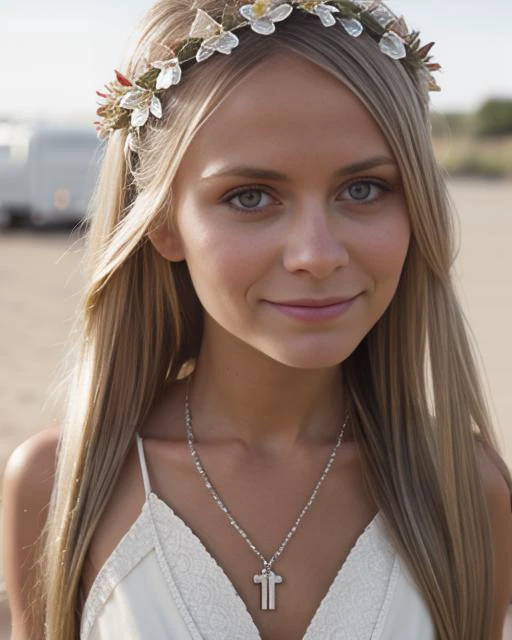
[3,426,60,511]
[2,427,60,639]
[474,437,511,494]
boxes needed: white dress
[79,433,436,639]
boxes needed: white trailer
[0,123,103,228]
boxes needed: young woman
[3,1,511,639]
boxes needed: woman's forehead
[180,54,393,176]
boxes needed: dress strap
[135,432,152,498]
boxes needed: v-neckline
[148,490,383,639]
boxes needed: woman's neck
[187,339,349,454]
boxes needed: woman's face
[151,52,411,369]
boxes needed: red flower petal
[115,70,132,87]
[96,91,108,98]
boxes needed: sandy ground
[0,178,511,637]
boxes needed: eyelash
[221,180,391,214]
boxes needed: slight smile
[265,295,361,322]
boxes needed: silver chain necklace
[184,375,349,611]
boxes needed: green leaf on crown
[137,67,160,90]
[177,38,203,64]
[222,3,243,31]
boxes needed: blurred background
[0,0,511,637]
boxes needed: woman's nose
[282,208,350,279]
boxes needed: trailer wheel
[0,208,12,230]
[28,210,49,229]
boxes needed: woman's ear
[147,215,185,262]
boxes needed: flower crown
[95,0,441,155]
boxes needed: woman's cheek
[351,213,410,291]
[183,226,255,299]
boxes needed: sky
[1,0,512,123]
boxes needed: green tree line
[431,98,512,137]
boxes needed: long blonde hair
[28,1,511,638]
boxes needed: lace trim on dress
[148,491,397,640]
[302,514,398,639]
[372,554,402,639]
[148,492,257,639]
[79,491,400,640]
[79,502,154,640]
[79,474,401,639]
[146,493,206,639]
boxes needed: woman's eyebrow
[201,155,397,182]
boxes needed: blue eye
[224,187,275,213]
[341,180,391,202]
[346,182,378,200]
[223,180,389,214]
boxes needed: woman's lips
[265,295,359,322]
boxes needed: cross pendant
[253,569,283,610]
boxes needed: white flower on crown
[369,3,397,28]
[119,86,163,128]
[239,1,293,35]
[339,17,364,38]
[95,0,441,152]
[151,57,182,90]
[378,32,406,60]
[189,8,240,62]
[298,1,340,28]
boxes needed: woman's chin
[258,340,359,370]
